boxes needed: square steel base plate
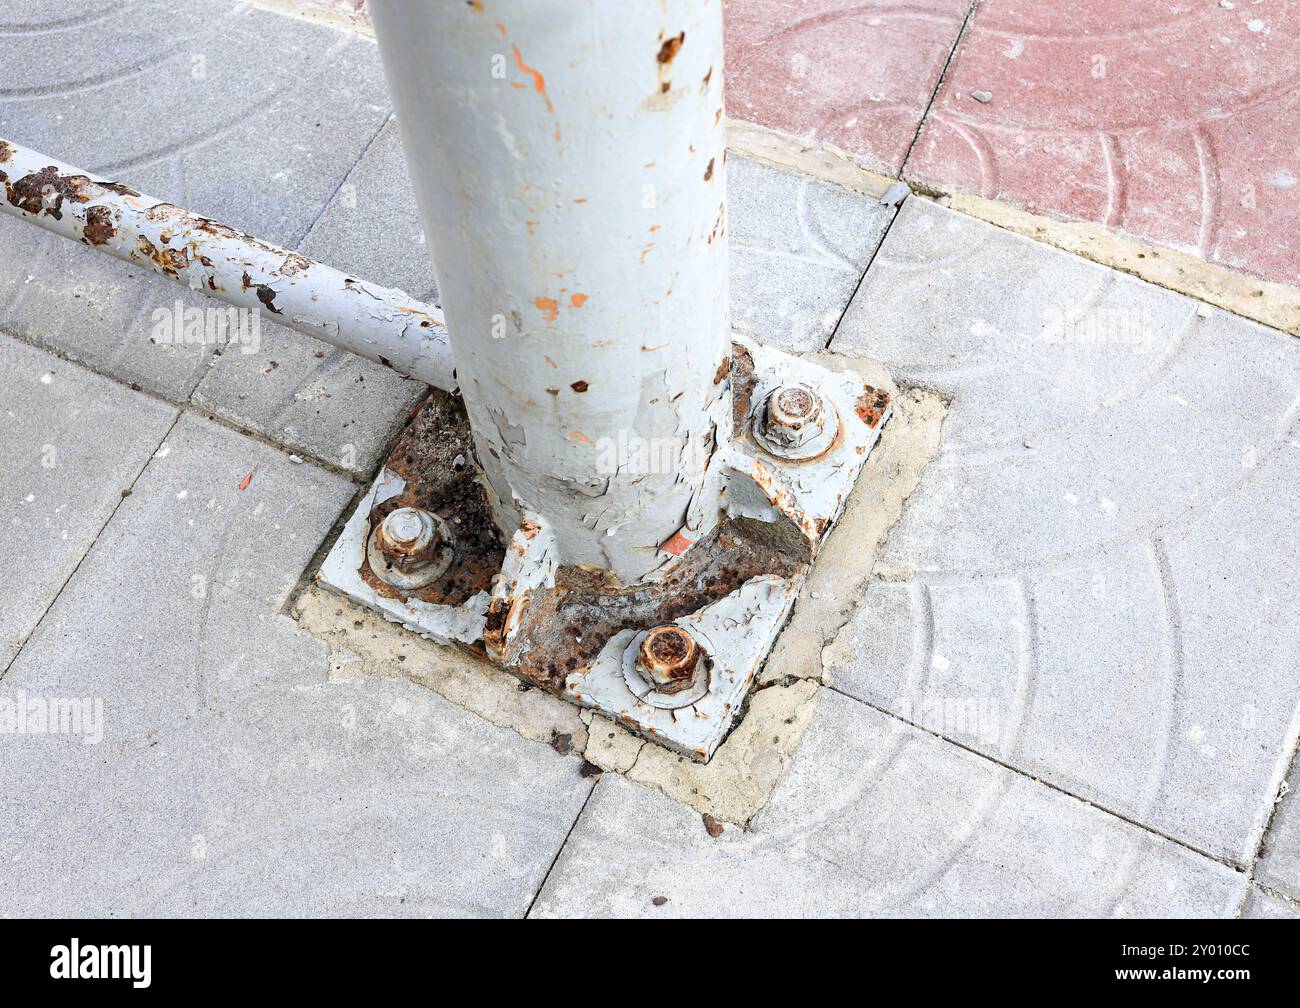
[318,337,890,762]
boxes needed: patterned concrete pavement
[278,0,1300,291]
[1,0,1298,918]
[905,0,1300,288]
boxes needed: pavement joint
[524,782,598,919]
[0,411,182,683]
[290,111,394,251]
[1236,713,1300,914]
[899,0,980,175]
[823,682,1251,876]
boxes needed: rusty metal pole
[0,139,457,391]
[370,0,731,584]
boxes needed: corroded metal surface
[371,0,732,583]
[0,138,456,391]
[317,389,504,649]
[319,340,891,761]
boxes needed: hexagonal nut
[635,625,701,695]
[763,384,825,450]
[374,506,443,571]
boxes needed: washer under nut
[636,625,701,695]
[751,381,840,461]
[764,384,825,449]
[367,506,456,591]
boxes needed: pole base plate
[317,337,890,762]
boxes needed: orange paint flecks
[238,468,256,491]
[510,81,527,90]
[567,431,594,445]
[640,242,655,263]
[533,295,559,321]
[525,219,539,235]
[659,529,694,556]
[495,20,506,35]
[544,355,558,368]
[511,44,553,114]
[648,224,661,232]
[569,292,588,308]
[573,197,588,204]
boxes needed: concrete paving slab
[0,0,390,400]
[729,154,895,352]
[906,0,1300,287]
[297,117,438,303]
[0,411,353,737]
[531,689,1245,918]
[724,0,970,175]
[0,336,176,672]
[0,220,218,401]
[191,116,431,478]
[830,197,1300,865]
[190,324,427,479]
[0,410,590,916]
[1241,886,1300,920]
[1256,753,1300,902]
[0,0,389,246]
[0,588,593,917]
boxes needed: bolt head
[764,384,825,449]
[636,625,700,695]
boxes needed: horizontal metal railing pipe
[0,137,456,391]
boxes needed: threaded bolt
[368,506,455,590]
[763,384,826,450]
[636,625,701,695]
[375,507,441,568]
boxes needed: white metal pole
[0,138,457,391]
[370,0,731,584]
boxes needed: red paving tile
[906,0,1300,287]
[723,0,972,174]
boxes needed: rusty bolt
[636,625,701,695]
[375,507,442,567]
[368,506,455,590]
[763,383,826,450]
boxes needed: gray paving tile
[729,155,893,352]
[0,587,592,917]
[0,411,590,916]
[0,337,177,672]
[531,689,1244,918]
[0,221,220,401]
[298,116,438,303]
[0,0,388,244]
[1257,754,1300,902]
[189,114,432,477]
[1,410,352,734]
[1241,886,1300,919]
[190,325,426,478]
[829,198,1300,865]
[0,0,390,399]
